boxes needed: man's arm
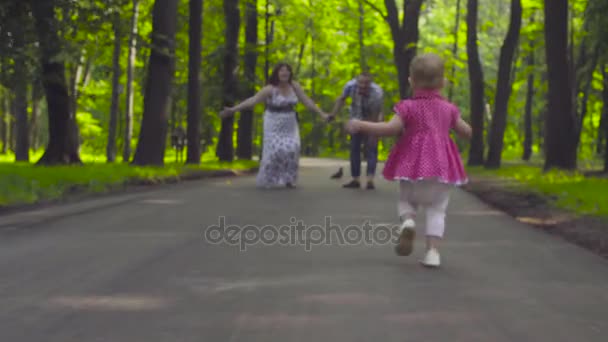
[330,81,353,118]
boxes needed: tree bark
[383,0,424,99]
[30,80,42,151]
[186,0,203,164]
[358,0,365,69]
[602,67,608,173]
[543,0,577,171]
[123,0,139,163]
[522,50,534,161]
[236,0,257,160]
[107,14,122,163]
[11,3,29,162]
[1,94,9,154]
[131,0,179,166]
[575,44,600,150]
[67,54,84,157]
[598,66,607,157]
[30,0,81,165]
[448,0,462,101]
[13,77,28,162]
[216,0,240,162]
[485,0,522,168]
[466,0,485,166]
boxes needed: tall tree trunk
[575,45,600,151]
[383,0,424,99]
[448,0,462,101]
[131,0,179,166]
[602,67,608,173]
[216,0,240,162]
[10,100,16,153]
[186,0,203,164]
[294,34,308,77]
[123,0,139,163]
[264,0,270,84]
[67,54,84,157]
[107,15,122,163]
[358,0,365,69]
[237,0,257,160]
[598,66,607,157]
[466,0,485,166]
[30,0,81,165]
[485,0,522,168]
[13,80,29,162]
[1,94,8,154]
[30,80,42,151]
[543,0,577,171]
[11,4,29,162]
[522,50,534,161]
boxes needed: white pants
[398,180,452,238]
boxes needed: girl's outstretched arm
[346,115,403,137]
[453,117,472,140]
[219,85,272,118]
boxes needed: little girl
[346,53,472,268]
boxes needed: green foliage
[467,163,608,217]
[0,0,606,211]
[0,157,258,206]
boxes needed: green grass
[466,163,608,217]
[0,150,258,207]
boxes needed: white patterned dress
[256,86,301,188]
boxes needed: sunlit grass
[466,163,608,217]
[0,149,258,207]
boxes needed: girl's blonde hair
[409,53,445,89]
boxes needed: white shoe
[420,248,441,268]
[398,218,415,232]
[395,219,416,256]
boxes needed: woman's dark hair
[268,63,293,85]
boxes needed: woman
[220,63,329,188]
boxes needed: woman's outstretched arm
[219,86,272,118]
[291,82,329,120]
[346,115,403,137]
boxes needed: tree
[9,2,30,162]
[107,11,122,163]
[131,0,179,166]
[363,0,425,98]
[522,47,534,161]
[215,0,240,162]
[602,66,608,173]
[236,0,258,160]
[543,0,577,171]
[447,0,462,101]
[466,0,485,166]
[485,0,522,168]
[30,0,81,165]
[123,0,140,163]
[186,0,203,164]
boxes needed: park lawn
[0,151,258,207]
[466,163,608,217]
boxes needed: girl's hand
[345,119,361,134]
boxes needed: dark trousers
[350,133,378,178]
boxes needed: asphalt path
[1,158,607,341]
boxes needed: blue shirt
[340,79,384,120]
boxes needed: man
[329,72,384,190]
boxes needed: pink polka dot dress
[382,89,468,186]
